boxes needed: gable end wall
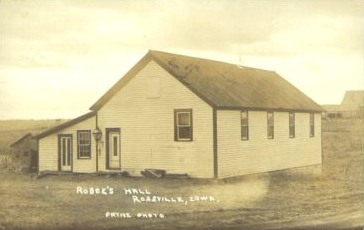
[97,60,214,178]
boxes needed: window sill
[175,139,193,142]
[77,156,92,160]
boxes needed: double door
[59,135,72,171]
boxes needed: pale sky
[0,0,363,119]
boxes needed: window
[267,112,274,139]
[241,110,249,140]
[77,130,91,158]
[174,109,193,141]
[289,112,295,138]
[310,113,315,137]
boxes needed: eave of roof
[34,111,96,139]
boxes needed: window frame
[174,109,193,142]
[289,112,295,138]
[267,111,274,139]
[241,110,249,140]
[310,113,315,137]
[77,130,91,159]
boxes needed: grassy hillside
[0,119,68,154]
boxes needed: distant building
[323,90,364,119]
[10,133,38,171]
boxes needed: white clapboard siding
[38,116,96,173]
[217,111,322,178]
[39,135,58,171]
[98,60,214,178]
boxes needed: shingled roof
[90,50,324,112]
[10,133,33,147]
[34,111,96,139]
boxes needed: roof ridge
[149,50,276,73]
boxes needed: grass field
[0,118,363,230]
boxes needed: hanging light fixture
[92,127,102,142]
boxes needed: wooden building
[322,90,364,119]
[10,133,38,171]
[36,50,324,179]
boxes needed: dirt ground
[0,118,363,230]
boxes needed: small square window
[177,113,190,126]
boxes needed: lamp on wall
[92,127,102,142]
[93,126,102,174]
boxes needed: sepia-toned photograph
[0,0,363,229]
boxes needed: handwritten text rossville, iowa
[76,186,217,205]
[123,188,217,205]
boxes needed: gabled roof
[322,90,364,112]
[34,111,96,139]
[10,133,33,147]
[90,50,324,112]
[341,90,364,110]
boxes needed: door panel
[108,131,120,169]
